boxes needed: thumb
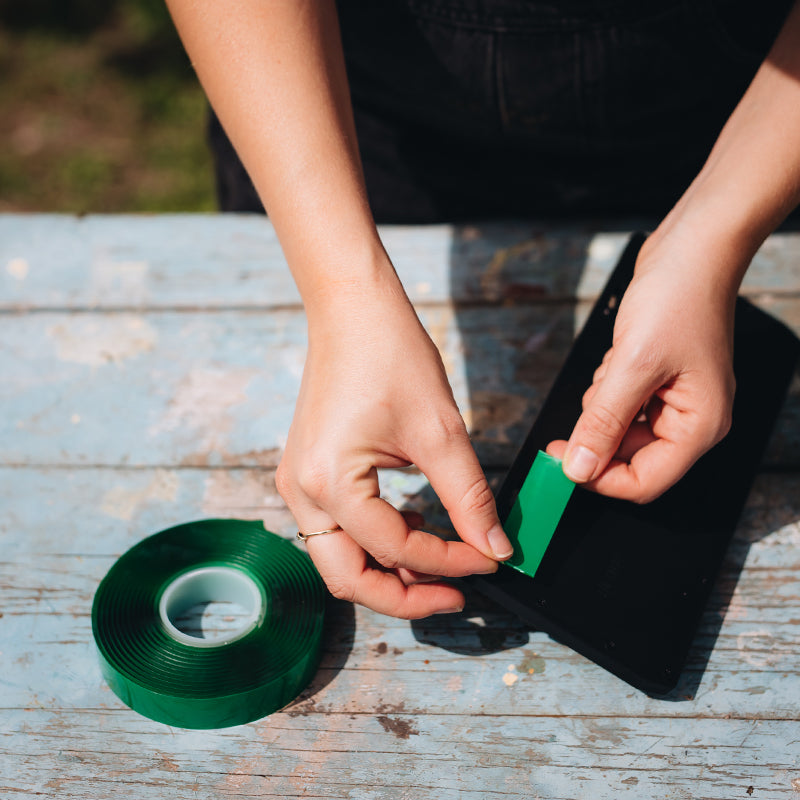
[418,424,513,562]
[562,354,660,484]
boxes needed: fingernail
[564,445,599,483]
[488,524,513,561]
[435,605,464,615]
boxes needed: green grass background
[0,0,216,212]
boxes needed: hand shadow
[283,596,356,714]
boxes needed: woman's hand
[547,228,740,503]
[549,1,800,502]
[276,281,512,618]
[165,0,511,617]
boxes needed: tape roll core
[92,519,325,729]
[158,566,265,648]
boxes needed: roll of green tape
[92,519,325,729]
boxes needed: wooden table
[2,215,799,799]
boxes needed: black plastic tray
[470,233,800,695]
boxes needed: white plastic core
[158,566,264,647]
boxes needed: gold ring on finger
[297,525,344,542]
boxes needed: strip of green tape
[92,519,325,729]
[505,451,575,578]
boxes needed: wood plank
[0,305,578,469]
[3,300,799,470]
[3,710,799,799]
[3,215,800,310]
[0,216,640,309]
[3,465,800,562]
[3,561,799,719]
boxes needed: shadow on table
[283,596,356,712]
[405,220,800,698]
[410,582,531,655]
[409,220,627,656]
[667,461,800,701]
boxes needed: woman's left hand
[547,228,742,503]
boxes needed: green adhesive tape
[92,519,325,729]
[505,451,576,578]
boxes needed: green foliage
[0,0,215,212]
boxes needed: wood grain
[2,216,799,799]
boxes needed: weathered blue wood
[3,556,799,717]
[0,305,592,468]
[1,467,798,719]
[4,704,798,800]
[0,466,430,553]
[3,215,800,310]
[4,708,800,799]
[3,303,799,469]
[2,215,799,800]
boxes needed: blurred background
[0,0,215,212]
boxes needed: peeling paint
[202,471,268,515]
[202,471,292,530]
[377,715,418,739]
[47,315,157,366]
[503,665,518,687]
[100,469,179,520]
[737,629,787,668]
[502,671,518,687]
[159,754,179,773]
[469,390,530,443]
[724,595,749,621]
[481,240,543,301]
[6,257,29,280]
[149,367,257,452]
[518,652,546,675]
[90,259,149,304]
[224,765,257,790]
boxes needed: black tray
[470,233,800,695]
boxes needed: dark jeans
[208,0,793,223]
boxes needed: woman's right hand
[164,0,517,617]
[163,0,510,618]
[276,279,513,619]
